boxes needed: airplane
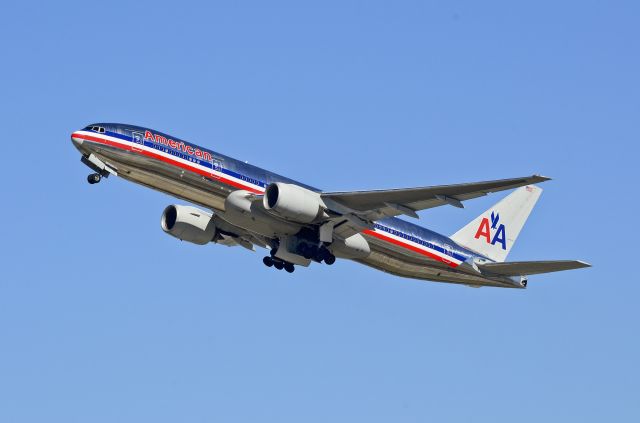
[71,123,589,289]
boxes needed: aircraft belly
[84,142,516,288]
[361,239,520,288]
[85,143,230,211]
[356,251,517,288]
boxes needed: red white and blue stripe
[72,127,470,268]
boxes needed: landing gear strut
[87,173,102,184]
[81,154,113,185]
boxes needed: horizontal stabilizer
[478,260,591,276]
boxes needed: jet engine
[161,205,217,245]
[263,182,324,223]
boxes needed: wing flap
[478,260,591,276]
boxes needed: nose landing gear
[87,173,102,184]
[81,154,115,185]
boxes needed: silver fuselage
[71,123,523,288]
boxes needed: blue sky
[1,1,638,421]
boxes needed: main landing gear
[298,243,336,265]
[263,256,295,273]
[87,173,102,184]
[262,243,337,274]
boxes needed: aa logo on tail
[474,211,507,250]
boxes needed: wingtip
[576,260,592,268]
[532,174,552,182]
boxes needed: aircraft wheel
[263,256,274,267]
[300,244,312,259]
[274,261,284,270]
[87,173,101,184]
[324,254,336,265]
[284,263,295,273]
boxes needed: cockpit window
[84,125,105,133]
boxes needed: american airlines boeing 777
[71,123,589,289]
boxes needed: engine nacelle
[263,182,324,223]
[161,205,216,245]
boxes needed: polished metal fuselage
[72,124,522,288]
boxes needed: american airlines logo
[143,130,213,161]
[474,211,507,250]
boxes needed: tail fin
[450,185,542,262]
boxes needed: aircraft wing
[211,213,270,251]
[321,175,550,222]
[478,260,591,276]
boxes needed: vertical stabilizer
[450,185,542,262]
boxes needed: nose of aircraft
[71,130,83,148]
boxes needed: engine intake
[263,183,324,223]
[161,205,216,245]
